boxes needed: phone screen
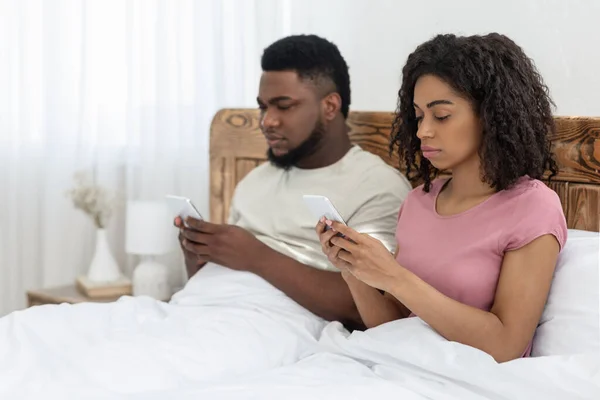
[302,195,346,225]
[165,195,203,223]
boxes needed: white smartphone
[165,195,203,226]
[302,195,347,229]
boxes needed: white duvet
[1,263,598,399]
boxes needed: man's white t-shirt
[228,146,412,271]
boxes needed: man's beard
[267,121,325,170]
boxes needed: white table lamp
[126,201,176,300]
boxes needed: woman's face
[413,74,483,172]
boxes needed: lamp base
[132,258,171,301]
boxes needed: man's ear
[322,92,342,121]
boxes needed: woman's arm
[387,234,559,362]
[343,264,411,328]
[328,222,560,363]
[316,220,409,327]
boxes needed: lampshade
[125,201,177,255]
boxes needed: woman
[316,33,567,363]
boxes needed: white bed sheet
[1,264,598,399]
[168,320,598,400]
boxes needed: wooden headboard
[210,109,600,232]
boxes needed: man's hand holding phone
[175,216,266,274]
[174,216,207,276]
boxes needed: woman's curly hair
[390,33,558,192]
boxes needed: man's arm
[185,259,206,280]
[251,243,362,328]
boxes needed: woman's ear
[322,92,342,121]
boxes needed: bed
[0,109,598,399]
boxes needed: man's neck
[295,121,352,170]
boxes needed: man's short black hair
[261,34,351,119]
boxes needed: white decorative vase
[86,229,122,282]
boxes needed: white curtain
[0,0,291,315]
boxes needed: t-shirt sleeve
[501,185,568,253]
[346,168,412,253]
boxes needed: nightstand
[26,284,125,307]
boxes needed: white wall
[260,0,600,116]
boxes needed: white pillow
[531,229,599,356]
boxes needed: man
[175,34,412,329]
[0,35,412,391]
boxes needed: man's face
[257,71,325,169]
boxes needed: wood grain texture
[550,118,600,183]
[209,157,226,225]
[210,109,600,231]
[566,184,600,231]
[26,285,122,307]
[545,181,569,217]
[345,111,399,168]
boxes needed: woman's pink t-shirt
[394,176,567,357]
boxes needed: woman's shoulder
[498,177,562,209]
[498,177,568,251]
